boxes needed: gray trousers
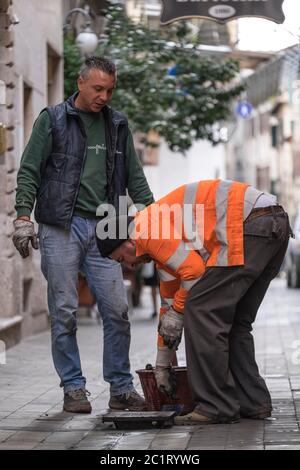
[184,208,291,420]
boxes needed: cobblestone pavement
[0,278,300,450]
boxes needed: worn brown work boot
[63,389,92,414]
[109,389,147,411]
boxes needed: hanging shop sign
[160,1,285,25]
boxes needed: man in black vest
[13,57,154,413]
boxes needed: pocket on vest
[44,153,82,181]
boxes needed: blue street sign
[167,65,177,76]
[235,101,253,119]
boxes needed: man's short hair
[79,56,116,79]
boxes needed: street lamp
[63,6,99,56]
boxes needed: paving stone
[1,279,300,450]
[0,430,16,442]
[0,442,38,450]
[76,436,122,450]
[21,421,65,433]
[265,445,300,450]
[0,417,35,429]
[19,404,53,413]
[225,446,264,450]
[188,445,226,450]
[33,443,70,450]
[150,438,190,450]
[59,419,97,431]
[6,430,50,443]
[43,431,89,445]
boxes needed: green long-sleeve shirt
[15,110,154,218]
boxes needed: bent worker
[96,179,292,424]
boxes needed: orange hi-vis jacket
[134,180,255,347]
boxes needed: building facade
[0,0,64,347]
[225,46,300,219]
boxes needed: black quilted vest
[34,93,128,229]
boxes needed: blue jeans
[38,215,134,395]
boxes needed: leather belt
[245,205,285,223]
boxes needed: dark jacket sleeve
[15,111,52,218]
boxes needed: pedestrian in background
[141,261,159,319]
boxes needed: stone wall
[0,0,64,347]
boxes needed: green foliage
[63,37,84,100]
[64,3,244,152]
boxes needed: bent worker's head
[109,239,151,266]
[96,215,151,267]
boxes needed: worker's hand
[12,219,39,258]
[154,366,177,400]
[158,307,184,350]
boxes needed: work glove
[158,306,184,350]
[12,219,39,259]
[154,346,177,399]
[154,366,177,400]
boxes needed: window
[256,166,270,192]
[23,82,33,147]
[47,44,61,106]
[271,125,278,148]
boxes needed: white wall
[144,138,226,200]
[8,0,64,339]
[13,0,64,164]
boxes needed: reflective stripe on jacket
[135,180,249,326]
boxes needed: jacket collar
[65,92,126,126]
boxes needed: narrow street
[0,278,300,450]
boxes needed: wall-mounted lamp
[63,6,98,56]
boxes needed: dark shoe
[175,410,240,425]
[242,410,272,420]
[109,389,147,411]
[151,311,158,319]
[63,388,92,414]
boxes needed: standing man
[96,180,292,424]
[13,57,154,413]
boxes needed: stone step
[0,315,23,349]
